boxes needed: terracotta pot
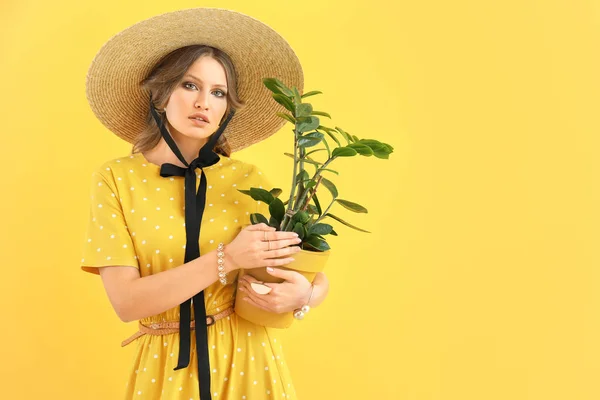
[234,247,331,328]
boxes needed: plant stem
[300,175,323,212]
[289,156,336,230]
[281,128,300,231]
[314,199,336,225]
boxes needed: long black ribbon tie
[150,95,235,400]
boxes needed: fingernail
[239,287,245,292]
[294,233,299,237]
[266,267,274,272]
[243,297,249,301]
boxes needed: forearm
[121,248,233,322]
[308,272,329,308]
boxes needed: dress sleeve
[80,166,139,275]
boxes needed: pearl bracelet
[293,284,315,320]
[217,242,227,285]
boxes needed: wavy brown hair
[133,45,246,157]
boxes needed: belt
[121,306,235,347]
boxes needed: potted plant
[234,78,394,328]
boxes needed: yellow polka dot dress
[80,152,298,399]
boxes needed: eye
[183,82,198,90]
[213,90,227,98]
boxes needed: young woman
[81,8,329,400]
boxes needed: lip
[189,112,210,123]
[190,118,208,127]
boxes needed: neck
[144,130,211,168]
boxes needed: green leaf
[276,112,296,124]
[336,198,368,213]
[298,131,324,148]
[303,235,330,252]
[335,126,352,144]
[352,135,360,142]
[320,177,338,198]
[249,187,275,204]
[272,94,295,113]
[298,136,322,148]
[307,204,319,215]
[330,228,338,236]
[312,191,323,216]
[270,188,282,198]
[263,78,294,97]
[332,147,358,157]
[268,216,280,229]
[301,90,323,98]
[311,110,331,118]
[291,210,310,225]
[357,139,394,159]
[304,131,325,140]
[321,129,341,148]
[321,135,332,158]
[324,213,371,233]
[308,223,333,236]
[319,168,339,175]
[301,158,323,166]
[296,170,310,190]
[296,169,309,184]
[305,180,317,189]
[305,148,328,157]
[250,213,269,225]
[371,145,393,159]
[296,116,320,134]
[317,125,337,133]
[347,143,374,156]
[295,103,313,118]
[292,87,302,104]
[288,152,323,167]
[262,78,284,95]
[293,222,306,239]
[269,198,285,224]
[263,78,283,94]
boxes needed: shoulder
[218,156,265,177]
[89,154,139,186]
[91,154,138,177]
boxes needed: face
[163,55,229,147]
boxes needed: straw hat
[85,7,304,152]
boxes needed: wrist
[308,273,328,308]
[293,284,315,320]
[307,284,317,307]
[222,244,238,273]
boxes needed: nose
[195,91,209,110]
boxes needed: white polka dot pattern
[80,153,297,398]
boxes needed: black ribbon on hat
[149,94,235,400]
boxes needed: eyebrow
[184,74,228,89]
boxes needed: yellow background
[1,0,599,399]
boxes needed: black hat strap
[148,94,235,399]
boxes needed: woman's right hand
[224,223,302,271]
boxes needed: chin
[175,127,215,141]
[184,132,213,141]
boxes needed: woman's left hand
[237,268,313,314]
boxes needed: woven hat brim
[86,7,304,152]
